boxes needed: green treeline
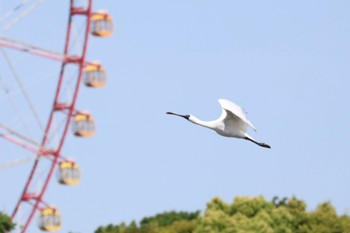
[1,196,349,233]
[95,196,350,233]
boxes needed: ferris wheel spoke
[2,0,46,33]
[1,47,44,131]
[0,130,52,157]
[0,123,71,170]
[0,35,106,69]
[0,77,32,135]
[0,36,66,61]
[0,0,29,25]
[0,123,41,147]
[0,132,46,156]
[0,156,36,170]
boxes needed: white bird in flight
[167,99,271,148]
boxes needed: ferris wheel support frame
[10,1,93,232]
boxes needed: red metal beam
[11,1,93,232]
[0,37,65,62]
[0,133,50,156]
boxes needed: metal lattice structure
[0,0,113,232]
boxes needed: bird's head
[166,112,190,120]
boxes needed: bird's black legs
[244,137,271,149]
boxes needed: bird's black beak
[166,112,190,120]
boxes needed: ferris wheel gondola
[91,10,113,37]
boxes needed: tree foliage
[140,210,200,227]
[95,211,199,233]
[95,196,350,233]
[0,212,15,233]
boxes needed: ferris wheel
[0,0,113,232]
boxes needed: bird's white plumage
[218,99,257,132]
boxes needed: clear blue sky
[1,1,350,233]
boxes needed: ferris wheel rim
[8,1,94,232]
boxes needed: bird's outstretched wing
[218,99,257,132]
